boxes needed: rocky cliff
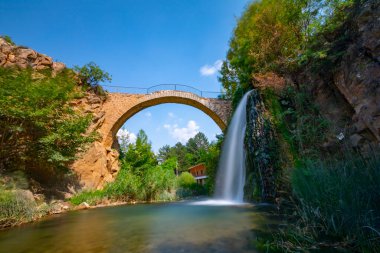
[295,0,380,151]
[0,37,65,73]
[69,94,120,190]
[253,1,379,153]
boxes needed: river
[0,201,277,253]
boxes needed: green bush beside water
[0,189,37,229]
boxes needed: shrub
[103,165,142,201]
[0,35,15,45]
[177,172,196,188]
[0,189,37,228]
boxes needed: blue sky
[0,0,250,152]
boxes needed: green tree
[170,142,190,171]
[203,134,223,194]
[185,132,210,166]
[0,68,93,179]
[157,144,171,163]
[122,130,156,175]
[220,0,306,100]
[74,62,111,95]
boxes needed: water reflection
[0,202,274,253]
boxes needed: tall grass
[70,163,177,205]
[70,167,142,206]
[274,153,380,252]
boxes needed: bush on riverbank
[0,189,38,229]
[70,163,177,205]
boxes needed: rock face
[69,92,120,190]
[0,38,65,74]
[297,0,380,151]
[252,1,380,152]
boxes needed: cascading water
[213,90,252,203]
[189,90,252,206]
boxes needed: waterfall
[214,90,252,203]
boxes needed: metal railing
[102,84,226,98]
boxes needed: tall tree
[123,130,156,175]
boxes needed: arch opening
[101,92,231,148]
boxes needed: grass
[272,153,380,252]
[0,189,38,229]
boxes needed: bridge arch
[99,90,232,148]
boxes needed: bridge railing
[101,84,226,98]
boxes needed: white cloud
[164,120,200,143]
[116,128,137,143]
[168,112,175,118]
[200,60,223,76]
[145,111,152,118]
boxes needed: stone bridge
[73,88,232,189]
[100,90,232,148]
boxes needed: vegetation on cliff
[0,68,94,183]
[220,0,358,99]
[220,0,379,251]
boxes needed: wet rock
[245,90,278,202]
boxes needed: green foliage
[298,0,357,67]
[220,0,356,103]
[69,189,104,206]
[220,0,306,99]
[0,172,39,229]
[123,130,157,174]
[157,132,212,172]
[262,87,329,159]
[282,87,329,156]
[0,68,94,179]
[156,132,222,196]
[74,62,111,96]
[103,164,142,201]
[0,189,37,228]
[121,131,176,201]
[143,162,176,201]
[0,35,15,45]
[185,132,209,166]
[274,154,380,251]
[204,134,223,194]
[177,172,196,188]
[175,172,208,198]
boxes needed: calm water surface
[0,201,276,253]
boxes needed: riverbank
[0,193,183,230]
